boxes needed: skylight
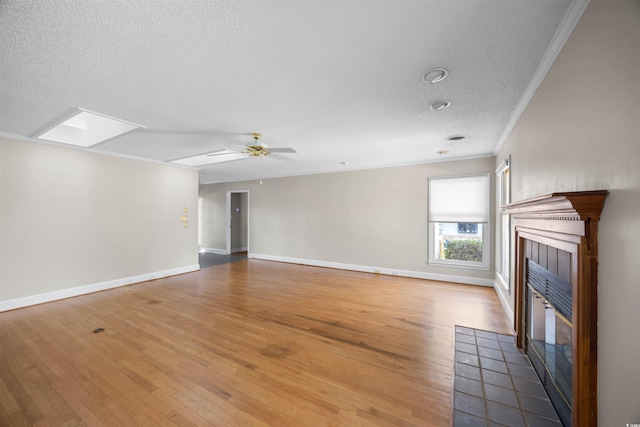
[170,149,249,167]
[36,108,145,147]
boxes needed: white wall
[0,136,199,310]
[200,157,496,286]
[494,0,640,423]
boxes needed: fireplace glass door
[526,283,573,418]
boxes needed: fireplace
[505,191,607,427]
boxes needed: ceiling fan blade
[269,147,297,153]
[170,149,248,166]
[206,149,233,156]
[270,153,296,163]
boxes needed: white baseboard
[494,278,515,329]
[0,264,200,312]
[199,247,228,255]
[248,253,495,287]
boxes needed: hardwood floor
[0,260,512,426]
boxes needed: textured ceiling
[0,0,575,183]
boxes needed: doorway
[226,190,249,255]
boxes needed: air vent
[447,135,467,142]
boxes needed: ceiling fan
[242,133,296,157]
[170,132,296,167]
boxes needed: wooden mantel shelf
[504,190,608,221]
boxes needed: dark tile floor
[198,251,247,269]
[453,326,562,427]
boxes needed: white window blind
[429,174,490,223]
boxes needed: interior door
[227,191,248,255]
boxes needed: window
[457,223,478,234]
[496,157,511,289]
[428,174,490,269]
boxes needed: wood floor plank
[0,259,512,426]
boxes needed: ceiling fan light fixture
[429,100,451,111]
[423,68,449,84]
[245,132,270,156]
[244,144,270,157]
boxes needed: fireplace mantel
[503,190,607,221]
[505,190,607,427]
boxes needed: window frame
[428,173,491,270]
[496,156,511,291]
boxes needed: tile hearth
[453,326,562,427]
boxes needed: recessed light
[429,100,451,111]
[423,68,449,84]
[446,135,467,142]
[36,108,145,147]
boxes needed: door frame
[225,190,250,255]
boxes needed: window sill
[427,259,490,271]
